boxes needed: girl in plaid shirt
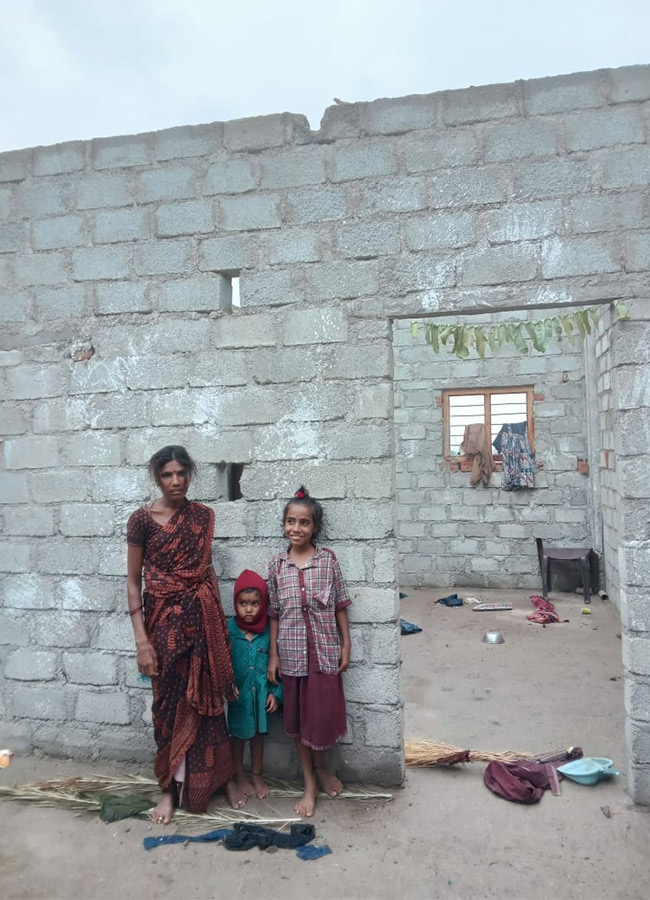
[267,486,352,818]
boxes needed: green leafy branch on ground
[411,300,630,359]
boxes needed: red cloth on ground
[483,760,556,803]
[233,569,268,634]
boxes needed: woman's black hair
[147,445,197,482]
[282,486,323,541]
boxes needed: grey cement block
[0,473,29,503]
[264,228,322,264]
[32,215,87,250]
[0,611,30,645]
[4,435,59,468]
[337,221,400,259]
[627,764,650,804]
[325,343,391,379]
[541,237,620,278]
[284,186,348,224]
[158,274,229,311]
[344,664,400,704]
[137,165,195,202]
[95,616,135,652]
[243,268,304,306]
[56,577,119,613]
[524,71,603,115]
[188,350,250,387]
[154,123,222,160]
[155,200,214,237]
[0,222,24,253]
[570,194,645,234]
[95,281,151,314]
[626,232,650,273]
[306,259,379,300]
[382,253,455,293]
[69,358,129,394]
[5,649,58,681]
[60,504,115,536]
[64,652,118,685]
[219,193,281,231]
[601,147,650,189]
[484,200,562,243]
[72,245,131,280]
[608,65,650,102]
[90,468,150,502]
[135,239,192,275]
[29,470,89,502]
[76,690,130,724]
[223,114,287,152]
[2,507,55,536]
[484,118,558,161]
[564,106,645,151]
[33,142,85,176]
[331,142,397,182]
[282,308,348,345]
[0,149,31,182]
[18,181,72,217]
[199,233,259,271]
[260,146,327,189]
[16,252,67,285]
[62,432,121,466]
[514,159,591,200]
[204,158,256,195]
[94,207,150,243]
[0,187,13,218]
[429,166,508,208]
[404,211,476,251]
[36,540,96,577]
[442,82,520,124]
[76,173,132,209]
[93,134,152,169]
[11,685,68,720]
[214,312,277,348]
[35,285,86,318]
[3,363,67,399]
[364,706,403,748]
[364,95,437,135]
[0,292,28,322]
[404,129,478,173]
[352,177,427,216]
[354,383,392,419]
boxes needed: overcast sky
[0,0,648,152]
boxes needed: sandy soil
[1,587,648,900]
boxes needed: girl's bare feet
[315,767,343,797]
[295,779,318,817]
[150,789,174,825]
[224,778,246,810]
[251,773,269,799]
[235,772,256,797]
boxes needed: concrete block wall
[1,64,650,797]
[394,308,591,589]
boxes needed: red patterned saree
[127,501,235,812]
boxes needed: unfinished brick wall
[394,309,591,589]
[1,64,650,798]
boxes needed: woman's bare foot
[150,789,174,825]
[295,780,318,817]
[315,767,343,797]
[224,778,246,810]
[235,772,256,797]
[251,773,269,799]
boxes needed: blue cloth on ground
[297,844,333,861]
[436,594,464,607]
[399,618,422,635]
[143,827,231,851]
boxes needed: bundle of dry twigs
[405,740,535,767]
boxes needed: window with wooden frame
[443,386,535,466]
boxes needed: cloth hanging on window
[500,425,535,491]
[492,421,528,454]
[461,423,494,486]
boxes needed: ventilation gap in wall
[219,271,241,311]
[226,463,244,500]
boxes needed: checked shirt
[268,546,352,677]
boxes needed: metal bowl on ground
[482,631,505,644]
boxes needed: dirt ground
[1,587,649,900]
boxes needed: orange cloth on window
[461,423,495,486]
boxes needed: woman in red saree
[127,446,245,824]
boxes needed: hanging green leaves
[415,302,627,359]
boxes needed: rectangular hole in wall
[219,271,241,311]
[216,462,244,500]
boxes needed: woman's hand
[137,640,158,677]
[337,643,351,674]
[266,693,278,713]
[267,655,281,685]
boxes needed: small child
[267,486,352,818]
[228,569,283,800]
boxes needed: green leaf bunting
[419,302,627,358]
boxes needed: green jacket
[227,618,283,740]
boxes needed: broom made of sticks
[405,740,576,767]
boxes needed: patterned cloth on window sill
[499,424,535,491]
